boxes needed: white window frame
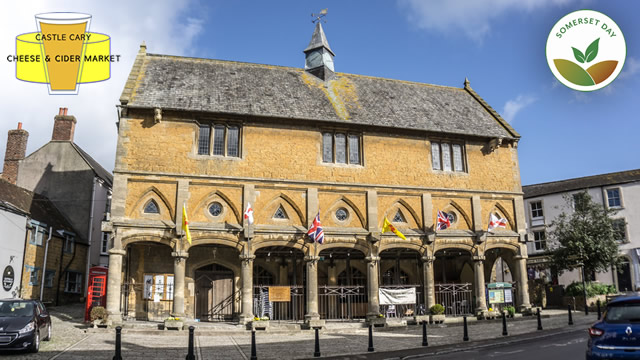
[63,236,75,253]
[64,272,83,293]
[533,230,546,251]
[612,218,628,243]
[605,187,623,209]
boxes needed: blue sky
[1,0,638,185]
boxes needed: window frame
[64,271,83,294]
[605,187,623,209]
[100,232,109,255]
[532,230,546,251]
[44,270,56,288]
[63,235,75,254]
[196,121,243,158]
[612,218,628,243]
[430,140,467,173]
[529,201,544,220]
[26,265,40,286]
[321,130,363,166]
[29,224,47,246]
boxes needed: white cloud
[502,95,537,122]
[0,0,206,173]
[399,0,574,42]
[619,57,640,80]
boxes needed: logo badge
[626,326,633,336]
[546,10,626,91]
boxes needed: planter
[164,320,184,330]
[367,317,387,327]
[251,321,270,331]
[414,315,430,324]
[429,314,445,324]
[92,319,108,328]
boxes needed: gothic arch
[264,193,305,225]
[383,199,421,228]
[187,233,244,252]
[326,196,366,228]
[122,233,174,248]
[130,186,174,220]
[195,190,241,224]
[445,200,472,230]
[490,203,514,231]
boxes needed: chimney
[2,122,29,184]
[52,107,77,141]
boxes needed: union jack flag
[307,212,324,244]
[437,210,450,231]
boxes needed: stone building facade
[104,24,531,325]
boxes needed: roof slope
[523,169,640,198]
[122,49,518,140]
[0,179,77,235]
[71,143,113,186]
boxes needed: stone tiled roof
[523,169,640,198]
[121,47,519,140]
[0,179,78,236]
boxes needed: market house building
[104,23,531,326]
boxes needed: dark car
[0,299,51,353]
[587,295,640,359]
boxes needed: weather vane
[311,8,328,24]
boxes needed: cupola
[304,21,335,81]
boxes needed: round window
[447,212,457,224]
[335,208,349,222]
[208,202,223,217]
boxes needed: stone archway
[317,247,368,320]
[433,248,475,316]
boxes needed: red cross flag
[244,203,254,225]
[488,213,508,232]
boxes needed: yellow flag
[182,203,192,244]
[382,217,407,240]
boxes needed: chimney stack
[52,107,77,141]
[2,123,29,184]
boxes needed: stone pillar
[473,256,488,315]
[171,250,188,317]
[105,248,126,323]
[366,256,381,320]
[239,254,255,324]
[278,265,288,285]
[305,256,324,327]
[422,256,435,311]
[515,256,532,311]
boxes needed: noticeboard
[268,286,291,302]
[488,289,505,304]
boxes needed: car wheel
[29,330,40,353]
[44,323,52,341]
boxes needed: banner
[378,287,416,305]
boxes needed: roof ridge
[523,168,640,188]
[463,83,520,139]
[70,143,113,184]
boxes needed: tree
[547,191,622,278]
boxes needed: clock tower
[304,22,335,81]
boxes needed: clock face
[306,50,323,69]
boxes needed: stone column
[171,250,188,317]
[422,256,435,311]
[239,254,255,324]
[514,256,532,311]
[305,255,324,327]
[366,256,381,320]
[105,248,126,323]
[473,256,488,315]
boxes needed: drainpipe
[39,226,53,301]
[84,177,98,296]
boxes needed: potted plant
[504,306,516,318]
[251,316,270,330]
[164,316,184,330]
[429,304,445,324]
[90,306,108,328]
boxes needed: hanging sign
[268,286,291,302]
[3,266,15,291]
[379,287,416,305]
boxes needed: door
[195,267,234,321]
[617,261,633,292]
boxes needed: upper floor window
[431,141,465,172]
[612,218,627,243]
[322,131,361,165]
[530,201,543,219]
[198,123,241,157]
[63,236,75,253]
[533,230,546,251]
[606,188,622,208]
[30,225,46,246]
[101,232,109,255]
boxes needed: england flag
[488,213,508,232]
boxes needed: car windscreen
[0,301,34,317]
[605,303,640,323]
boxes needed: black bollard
[313,327,321,357]
[502,311,508,336]
[422,321,428,347]
[568,304,574,325]
[186,326,195,360]
[251,330,257,360]
[537,308,543,331]
[597,300,601,320]
[367,324,374,352]
[113,326,122,360]
[463,316,469,341]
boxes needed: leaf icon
[572,47,586,63]
[585,38,599,63]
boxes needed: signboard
[268,286,291,302]
[2,266,14,291]
[488,289,505,304]
[379,287,416,305]
[504,288,513,303]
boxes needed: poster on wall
[488,289,505,304]
[144,275,153,299]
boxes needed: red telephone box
[85,266,108,322]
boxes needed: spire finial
[311,8,328,24]
[464,77,470,88]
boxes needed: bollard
[502,311,508,336]
[463,316,469,342]
[568,304,574,325]
[313,327,321,357]
[422,321,428,347]
[186,326,195,360]
[537,308,543,331]
[367,324,374,352]
[597,300,601,320]
[250,330,257,360]
[113,326,122,360]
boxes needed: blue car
[587,295,640,359]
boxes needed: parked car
[586,295,640,359]
[0,299,51,353]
